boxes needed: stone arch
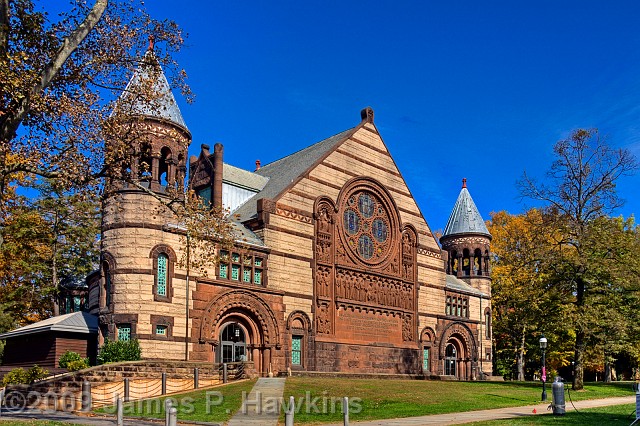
[149,244,177,302]
[286,310,312,332]
[149,244,177,262]
[420,326,436,344]
[439,321,477,359]
[199,290,281,348]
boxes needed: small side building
[0,311,98,369]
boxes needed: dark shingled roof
[0,312,98,339]
[445,275,486,297]
[442,187,490,238]
[233,127,358,222]
[118,49,188,130]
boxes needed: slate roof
[233,127,358,222]
[223,163,269,192]
[445,275,486,297]
[0,312,98,339]
[442,186,490,238]
[118,49,188,130]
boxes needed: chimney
[462,178,467,189]
[255,160,261,171]
[213,143,223,209]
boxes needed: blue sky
[146,1,640,231]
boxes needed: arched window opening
[474,248,482,275]
[159,146,172,186]
[445,343,457,376]
[139,143,153,181]
[218,323,247,363]
[157,253,168,296]
[450,250,458,274]
[462,248,471,276]
[485,309,492,339]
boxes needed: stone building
[88,47,493,379]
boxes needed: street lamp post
[539,336,548,402]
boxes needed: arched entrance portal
[218,322,247,363]
[439,322,478,380]
[198,290,282,375]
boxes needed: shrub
[58,350,83,369]
[66,358,89,371]
[2,365,49,386]
[97,339,142,364]
[2,367,28,385]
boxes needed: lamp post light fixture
[539,336,548,402]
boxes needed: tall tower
[440,178,491,296]
[93,42,193,359]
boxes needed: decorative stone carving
[316,303,331,334]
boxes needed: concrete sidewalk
[328,395,636,425]
[227,377,286,426]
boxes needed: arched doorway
[445,343,457,376]
[218,322,247,363]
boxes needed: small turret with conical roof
[112,36,191,193]
[440,178,491,295]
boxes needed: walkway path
[227,377,286,426]
[326,395,636,425]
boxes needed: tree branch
[0,0,8,56]
[1,0,109,143]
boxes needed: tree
[489,209,572,381]
[33,180,100,316]
[0,0,190,200]
[518,128,638,389]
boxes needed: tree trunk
[516,326,526,381]
[573,276,586,390]
[604,361,612,383]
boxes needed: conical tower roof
[442,179,490,238]
[117,43,188,130]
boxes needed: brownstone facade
[89,51,493,379]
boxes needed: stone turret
[440,178,492,296]
[93,42,193,359]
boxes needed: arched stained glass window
[358,193,375,218]
[344,209,359,235]
[358,235,374,259]
[157,253,168,296]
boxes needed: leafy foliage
[66,358,90,371]
[1,364,49,385]
[97,339,141,364]
[517,128,638,389]
[58,350,83,369]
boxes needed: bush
[2,367,28,385]
[58,350,83,369]
[97,339,141,364]
[66,358,89,371]
[2,365,49,386]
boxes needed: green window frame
[423,348,430,372]
[157,253,168,296]
[291,336,302,366]
[218,251,265,286]
[118,324,131,341]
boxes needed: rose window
[342,190,392,263]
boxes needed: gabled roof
[445,275,486,297]
[442,180,490,238]
[118,48,188,130]
[0,312,98,340]
[232,127,358,222]
[223,163,269,192]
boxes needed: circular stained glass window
[358,193,375,218]
[344,209,359,235]
[372,219,388,243]
[358,235,374,259]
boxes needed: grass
[0,423,84,426]
[95,378,256,423]
[279,378,635,423]
[467,403,637,425]
[90,378,634,424]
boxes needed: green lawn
[280,378,635,423]
[467,403,637,425]
[91,378,634,424]
[0,423,83,426]
[96,378,256,423]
